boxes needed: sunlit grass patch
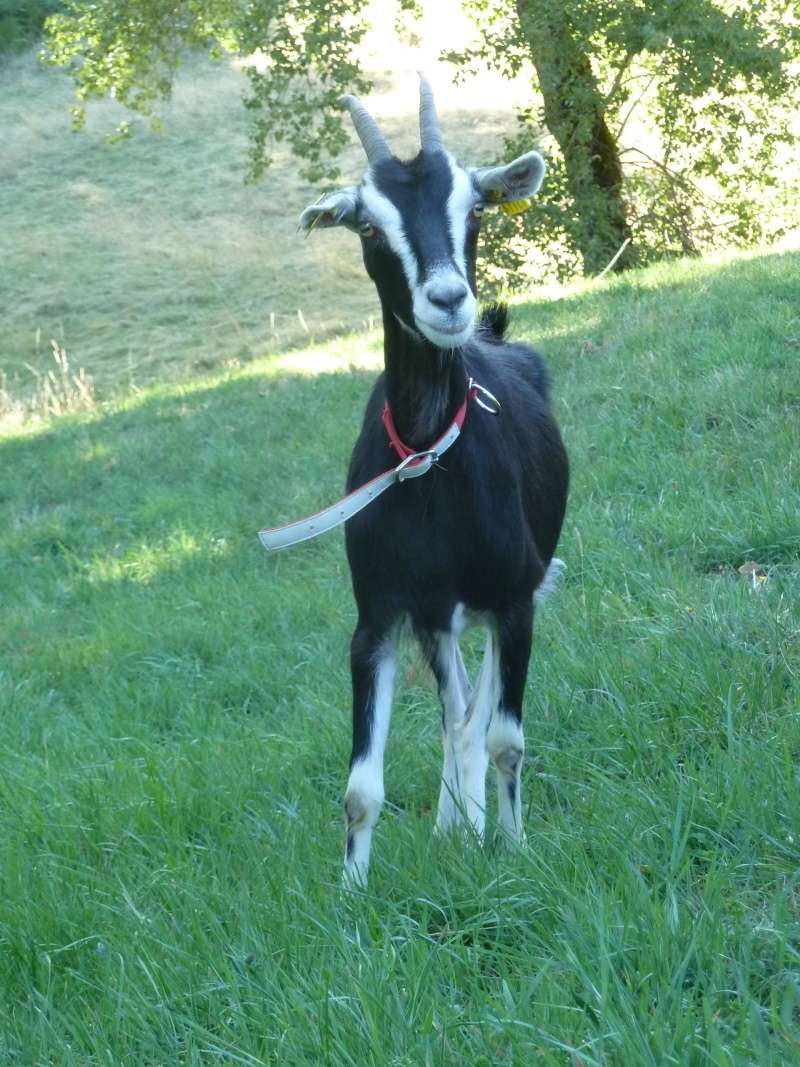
[84,528,231,585]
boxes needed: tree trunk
[516,1,631,273]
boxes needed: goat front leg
[487,601,533,841]
[419,632,473,833]
[343,623,397,885]
[450,631,499,840]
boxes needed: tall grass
[1,247,798,1064]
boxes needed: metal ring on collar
[468,377,501,415]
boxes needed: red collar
[382,391,469,460]
[381,377,499,460]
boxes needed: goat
[298,76,569,884]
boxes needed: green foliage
[0,0,63,52]
[44,0,372,181]
[236,2,371,182]
[2,249,800,1063]
[43,1,800,279]
[454,0,800,287]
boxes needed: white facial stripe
[361,175,419,290]
[445,154,476,280]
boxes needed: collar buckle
[395,449,438,481]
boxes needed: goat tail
[534,557,566,604]
[478,302,509,342]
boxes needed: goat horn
[340,94,392,164]
[418,72,444,153]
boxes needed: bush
[0,0,64,53]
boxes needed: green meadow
[2,41,800,1067]
[2,245,799,1064]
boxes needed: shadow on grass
[0,366,386,739]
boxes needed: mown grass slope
[0,46,517,407]
[1,248,799,1065]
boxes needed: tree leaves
[44,0,371,182]
[43,0,800,283]
[474,1,800,287]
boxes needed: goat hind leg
[487,602,533,841]
[420,632,472,833]
[451,631,499,840]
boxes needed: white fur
[534,557,566,604]
[434,606,529,842]
[413,265,477,349]
[445,154,476,281]
[412,157,477,345]
[487,711,525,838]
[470,151,546,203]
[343,645,397,884]
[362,163,478,349]
[450,602,468,637]
[434,634,471,832]
[360,175,419,290]
[299,187,359,230]
[451,631,499,838]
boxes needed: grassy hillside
[0,46,518,409]
[1,247,799,1065]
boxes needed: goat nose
[426,280,468,313]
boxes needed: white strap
[258,418,462,552]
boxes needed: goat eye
[471,204,485,219]
[358,222,375,238]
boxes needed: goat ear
[299,188,359,233]
[472,151,545,205]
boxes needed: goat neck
[381,309,468,451]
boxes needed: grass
[2,242,799,1065]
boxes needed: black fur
[346,334,566,622]
[478,301,509,340]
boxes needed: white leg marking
[487,711,525,839]
[434,634,471,833]
[343,646,397,885]
[452,631,499,839]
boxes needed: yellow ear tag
[500,198,531,217]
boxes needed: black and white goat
[300,76,569,883]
